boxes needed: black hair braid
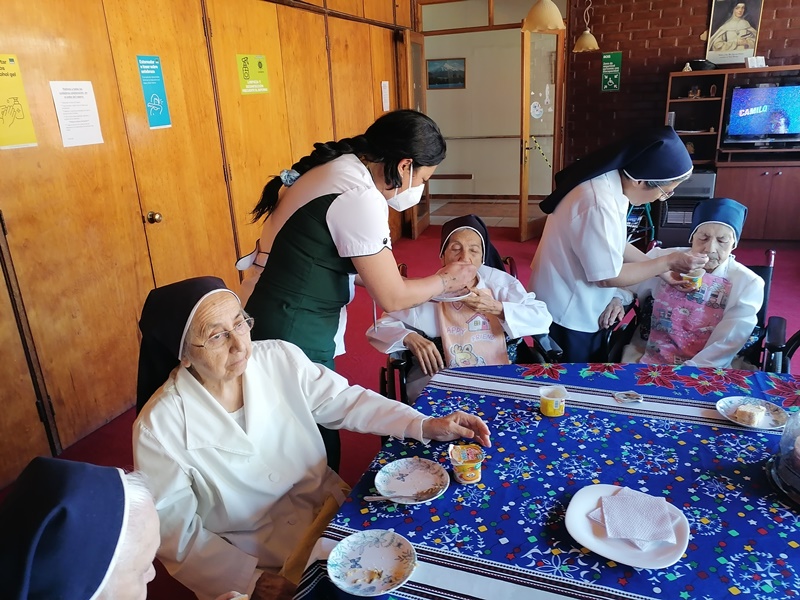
[250,110,445,222]
[250,135,371,222]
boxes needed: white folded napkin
[588,487,679,550]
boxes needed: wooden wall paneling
[395,0,412,28]
[0,272,51,487]
[369,26,397,119]
[1,0,154,446]
[205,0,294,266]
[369,25,402,241]
[327,0,364,17]
[299,0,324,6]
[276,5,334,161]
[328,17,376,139]
[103,0,239,288]
[762,168,800,241]
[364,0,395,24]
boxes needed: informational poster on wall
[0,54,38,150]
[601,52,621,92]
[49,81,104,147]
[237,54,269,95]
[137,55,172,129]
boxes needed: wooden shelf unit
[665,65,800,240]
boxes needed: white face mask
[387,164,424,211]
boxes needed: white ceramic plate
[327,529,417,596]
[565,484,689,570]
[716,396,788,430]
[431,288,472,302]
[374,457,450,504]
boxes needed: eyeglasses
[191,317,254,351]
[655,183,674,201]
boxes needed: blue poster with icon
[137,55,171,129]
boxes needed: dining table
[294,363,800,600]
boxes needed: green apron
[246,194,355,369]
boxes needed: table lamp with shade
[766,409,800,507]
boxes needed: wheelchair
[605,248,793,373]
[377,255,562,405]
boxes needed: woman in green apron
[239,110,477,471]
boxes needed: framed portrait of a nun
[706,0,764,65]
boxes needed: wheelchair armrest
[532,334,563,363]
[765,316,787,351]
[388,350,411,370]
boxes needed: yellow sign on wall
[236,54,269,95]
[0,54,38,150]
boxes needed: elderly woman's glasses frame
[192,317,255,351]
[655,183,675,201]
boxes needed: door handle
[775,171,783,176]
[146,211,163,224]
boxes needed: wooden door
[327,0,363,17]
[1,0,154,447]
[399,30,430,239]
[763,168,800,241]
[328,17,376,139]
[0,263,51,487]
[103,0,239,287]
[519,29,565,242]
[369,25,403,241]
[714,167,770,239]
[364,0,395,24]
[395,0,413,28]
[277,5,335,161]
[205,0,295,266]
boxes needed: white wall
[422,0,566,197]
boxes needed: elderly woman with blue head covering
[608,197,764,368]
[368,215,552,399]
[529,126,709,362]
[133,276,490,600]
[0,457,159,600]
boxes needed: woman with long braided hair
[236,110,477,471]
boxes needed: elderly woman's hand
[422,411,491,447]
[404,332,445,376]
[461,288,504,318]
[250,571,296,600]
[598,297,625,329]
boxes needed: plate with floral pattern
[327,529,417,596]
[373,457,449,504]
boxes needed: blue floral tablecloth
[295,364,800,600]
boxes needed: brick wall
[564,0,800,164]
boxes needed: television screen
[724,85,800,145]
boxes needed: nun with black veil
[132,276,490,600]
[367,215,552,400]
[528,126,709,363]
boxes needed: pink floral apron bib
[437,293,509,368]
[641,272,732,365]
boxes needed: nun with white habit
[528,126,709,362]
[132,276,490,600]
[609,198,764,368]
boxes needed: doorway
[419,0,567,238]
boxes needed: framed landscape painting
[427,58,466,90]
